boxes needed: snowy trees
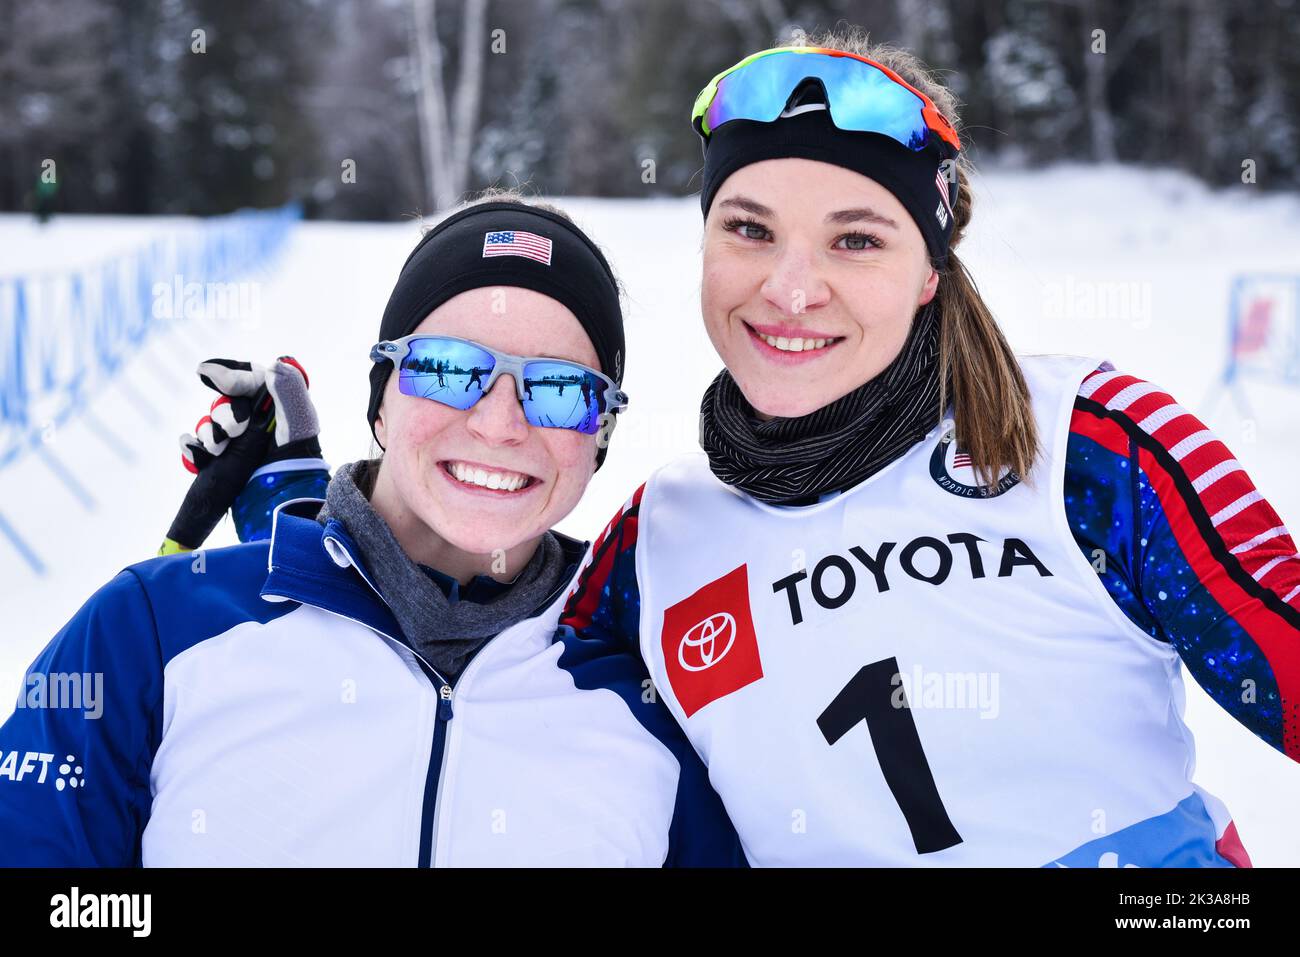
[1,0,1296,217]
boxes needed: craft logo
[929,419,1021,498]
[0,750,84,789]
[660,564,763,717]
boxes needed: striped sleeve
[558,483,646,642]
[1067,365,1300,760]
[553,484,748,866]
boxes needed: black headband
[368,201,625,466]
[698,105,959,265]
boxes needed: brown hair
[785,27,1040,489]
[423,184,577,230]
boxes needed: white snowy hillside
[2,162,1299,864]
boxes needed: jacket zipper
[418,682,454,867]
[261,591,453,867]
[302,532,458,867]
[419,545,588,863]
[312,529,581,866]
[422,613,511,865]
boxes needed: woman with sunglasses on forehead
[558,30,1300,866]
[0,194,744,866]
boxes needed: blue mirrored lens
[395,339,606,434]
[519,361,605,434]
[397,338,496,410]
[708,52,929,150]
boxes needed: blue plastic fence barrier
[0,203,300,573]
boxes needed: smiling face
[371,286,600,567]
[701,157,939,419]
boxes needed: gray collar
[315,460,574,679]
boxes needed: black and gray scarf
[699,301,946,505]
[315,460,571,681]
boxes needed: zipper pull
[438,684,454,721]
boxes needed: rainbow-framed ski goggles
[691,46,962,154]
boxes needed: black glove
[160,357,320,553]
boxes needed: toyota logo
[678,613,736,672]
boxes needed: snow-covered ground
[2,162,1299,864]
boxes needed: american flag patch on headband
[935,168,953,216]
[482,230,553,265]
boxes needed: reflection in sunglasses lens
[522,361,603,433]
[395,340,605,433]
[399,340,496,411]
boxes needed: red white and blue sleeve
[1067,365,1300,761]
[554,485,748,866]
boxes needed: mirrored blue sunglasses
[370,334,628,435]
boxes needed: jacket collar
[540,531,589,611]
[260,498,404,640]
[260,498,591,635]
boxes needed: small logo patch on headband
[934,167,953,229]
[483,230,553,265]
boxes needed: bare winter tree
[2,0,1298,213]
[1067,0,1158,164]
[409,0,488,211]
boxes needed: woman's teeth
[758,333,836,352]
[447,461,531,492]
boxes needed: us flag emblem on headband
[935,167,954,216]
[482,230,553,265]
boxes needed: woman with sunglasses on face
[557,30,1300,866]
[0,194,744,867]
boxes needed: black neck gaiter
[699,301,946,505]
